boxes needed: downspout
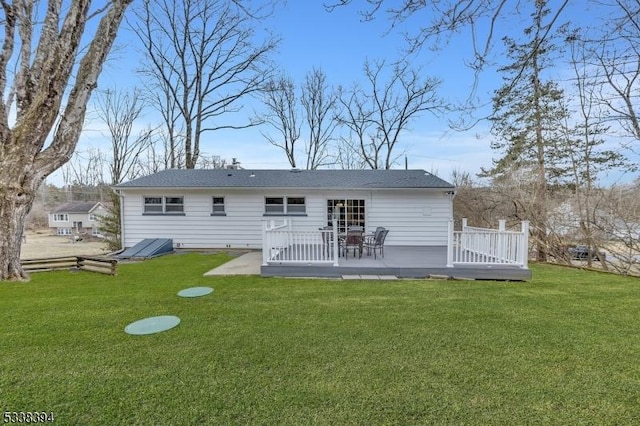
[118,189,125,251]
[111,188,125,251]
[446,190,456,268]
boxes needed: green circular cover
[124,315,180,335]
[177,287,214,298]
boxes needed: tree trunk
[0,179,36,281]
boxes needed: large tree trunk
[0,155,40,280]
[0,187,34,281]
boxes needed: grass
[1,254,639,425]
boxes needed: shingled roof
[115,169,454,189]
[52,201,104,214]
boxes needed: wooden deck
[261,245,532,280]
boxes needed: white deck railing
[262,219,339,266]
[447,218,529,268]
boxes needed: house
[114,169,530,279]
[48,201,108,237]
[114,168,455,248]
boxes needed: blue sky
[52,0,636,186]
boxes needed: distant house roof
[52,201,105,214]
[115,169,454,190]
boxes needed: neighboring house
[114,169,456,250]
[48,201,108,237]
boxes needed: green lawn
[1,254,639,425]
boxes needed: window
[265,197,306,215]
[265,197,284,214]
[144,196,184,214]
[57,228,71,236]
[92,227,102,236]
[89,214,97,221]
[212,197,225,215]
[287,197,306,214]
[165,197,184,213]
[144,197,163,213]
[53,214,68,222]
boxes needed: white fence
[447,218,529,268]
[263,218,529,270]
[262,219,339,266]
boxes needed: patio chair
[340,230,364,259]
[364,228,388,259]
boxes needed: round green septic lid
[125,315,180,335]
[177,287,214,298]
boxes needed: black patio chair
[364,228,388,259]
[340,229,364,259]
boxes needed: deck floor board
[263,245,531,280]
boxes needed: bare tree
[301,68,339,169]
[61,148,107,188]
[133,0,278,169]
[261,76,300,168]
[338,60,445,169]
[335,142,367,170]
[593,0,640,153]
[94,88,156,251]
[262,68,340,169]
[197,154,229,169]
[560,32,627,268]
[595,184,640,275]
[95,89,155,184]
[141,67,185,169]
[325,1,571,86]
[0,0,132,281]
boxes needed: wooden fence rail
[21,256,118,275]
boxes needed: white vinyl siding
[365,190,451,245]
[120,188,452,249]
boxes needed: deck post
[462,217,468,231]
[498,220,506,262]
[446,219,454,267]
[261,221,268,266]
[520,220,530,268]
[332,218,339,266]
